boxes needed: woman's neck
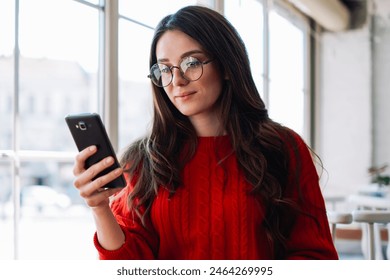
[189,113,226,137]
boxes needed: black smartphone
[65,112,126,189]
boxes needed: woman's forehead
[156,30,204,62]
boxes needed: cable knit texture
[94,134,338,260]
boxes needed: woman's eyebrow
[181,50,204,57]
[157,50,205,63]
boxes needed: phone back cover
[65,113,125,188]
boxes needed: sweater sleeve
[283,131,339,260]
[93,175,159,260]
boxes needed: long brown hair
[120,5,310,258]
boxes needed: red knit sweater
[94,134,338,260]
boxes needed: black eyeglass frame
[148,56,214,87]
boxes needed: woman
[73,5,338,260]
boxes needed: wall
[318,0,390,197]
[372,0,390,168]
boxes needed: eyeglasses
[148,56,214,87]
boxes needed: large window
[224,0,264,99]
[268,6,308,138]
[225,0,309,139]
[0,0,100,259]
[1,0,311,259]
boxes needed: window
[224,0,264,99]
[117,13,154,148]
[0,0,14,151]
[0,0,100,259]
[224,0,310,139]
[269,6,308,138]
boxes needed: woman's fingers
[75,158,122,191]
[76,167,123,208]
[86,187,123,208]
[72,145,125,208]
[82,165,123,196]
[73,145,97,176]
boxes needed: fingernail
[89,146,96,151]
[106,157,113,164]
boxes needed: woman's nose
[171,67,189,87]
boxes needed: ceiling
[286,0,368,31]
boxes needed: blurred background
[1,0,389,260]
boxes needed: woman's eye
[187,61,201,68]
[160,66,170,73]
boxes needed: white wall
[318,0,390,197]
[319,28,372,196]
[372,0,390,168]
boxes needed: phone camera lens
[78,121,87,131]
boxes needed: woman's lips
[175,91,196,99]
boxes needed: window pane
[17,161,95,259]
[118,21,154,148]
[0,0,14,56]
[269,10,306,136]
[119,0,198,28]
[224,0,264,98]
[0,162,13,259]
[0,0,14,150]
[18,0,99,152]
[1,0,102,260]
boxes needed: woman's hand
[72,145,126,250]
[73,145,124,209]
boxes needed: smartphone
[65,112,126,189]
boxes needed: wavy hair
[120,5,313,258]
